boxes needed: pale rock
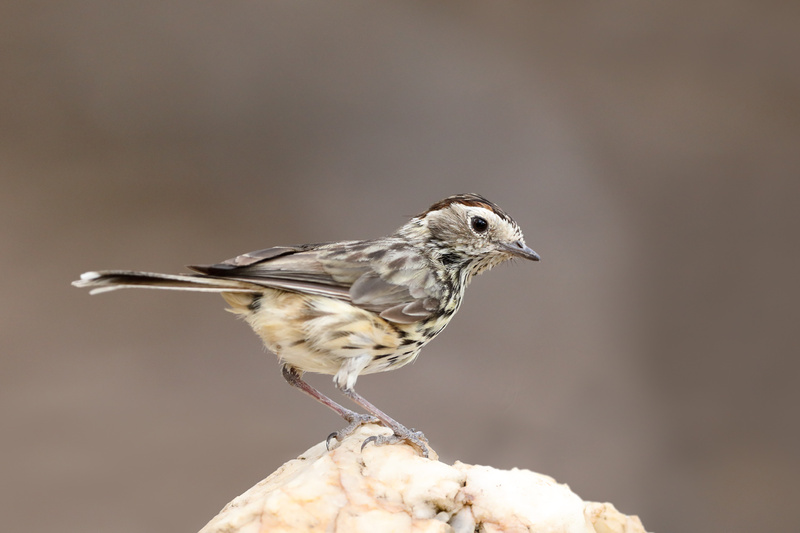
[200,425,648,533]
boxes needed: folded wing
[189,240,442,324]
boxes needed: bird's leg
[340,387,429,458]
[281,365,378,449]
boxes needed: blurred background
[2,2,798,532]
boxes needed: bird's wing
[188,244,352,299]
[189,240,442,324]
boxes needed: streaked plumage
[74,193,539,456]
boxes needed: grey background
[3,3,798,532]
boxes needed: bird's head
[400,193,539,278]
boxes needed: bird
[73,193,539,457]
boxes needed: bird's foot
[361,427,429,458]
[326,411,380,450]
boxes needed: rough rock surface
[200,425,648,533]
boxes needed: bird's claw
[361,429,429,458]
[326,412,381,450]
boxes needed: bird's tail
[72,270,263,295]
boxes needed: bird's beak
[503,240,540,261]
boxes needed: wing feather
[189,240,443,323]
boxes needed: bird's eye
[471,216,489,233]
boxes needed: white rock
[199,425,648,533]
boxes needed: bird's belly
[222,290,422,376]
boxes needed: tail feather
[72,270,262,295]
